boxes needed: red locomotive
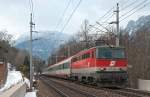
[44,45,128,87]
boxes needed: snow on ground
[0,63,23,93]
[0,63,37,97]
[0,70,23,92]
[25,92,37,97]
[24,77,30,88]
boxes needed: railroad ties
[106,88,150,97]
[39,76,150,97]
[40,76,97,97]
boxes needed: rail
[102,87,150,97]
[40,76,98,97]
[40,77,69,97]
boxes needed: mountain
[15,31,70,60]
[125,15,150,34]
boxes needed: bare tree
[77,19,91,48]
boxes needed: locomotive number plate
[108,67,118,71]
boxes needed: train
[43,45,128,87]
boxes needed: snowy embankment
[24,77,37,97]
[25,92,36,97]
[0,70,23,93]
[0,63,37,97]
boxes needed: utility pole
[67,45,70,57]
[55,55,57,63]
[110,3,119,46]
[84,20,88,48]
[29,13,35,90]
[116,3,119,47]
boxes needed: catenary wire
[120,0,148,18]
[60,0,82,33]
[55,0,72,30]
[120,1,150,22]
[120,0,140,11]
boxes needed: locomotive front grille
[97,71,128,83]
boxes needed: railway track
[78,81,150,97]
[79,82,150,97]
[41,76,150,97]
[40,77,69,97]
[102,88,150,97]
[40,76,98,97]
[123,88,150,96]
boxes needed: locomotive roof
[96,45,125,48]
[46,45,125,70]
[74,45,125,56]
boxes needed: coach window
[58,66,60,70]
[91,52,94,58]
[86,53,90,58]
[60,65,62,69]
[77,56,79,61]
[56,66,58,70]
[54,67,56,70]
[64,62,69,69]
[60,64,61,69]
[85,54,87,59]
[55,66,57,70]
[79,56,80,60]
[66,62,69,68]
[63,63,66,69]
[62,63,64,69]
[48,68,51,71]
[82,54,85,59]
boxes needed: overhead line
[120,1,150,22]
[120,0,140,11]
[98,7,114,22]
[117,0,131,9]
[55,0,72,30]
[91,0,128,34]
[29,0,33,12]
[60,0,82,33]
[31,0,34,12]
[103,13,114,23]
[29,0,35,28]
[98,0,128,22]
[120,0,148,18]
[29,0,34,14]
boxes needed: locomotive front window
[113,49,125,58]
[97,48,112,58]
[96,47,125,59]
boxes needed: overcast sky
[0,0,150,40]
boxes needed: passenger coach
[44,57,72,78]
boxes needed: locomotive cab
[95,46,128,86]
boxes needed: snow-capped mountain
[15,31,70,60]
[125,15,150,34]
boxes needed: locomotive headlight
[100,68,106,71]
[110,61,116,67]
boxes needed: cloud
[0,0,150,39]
